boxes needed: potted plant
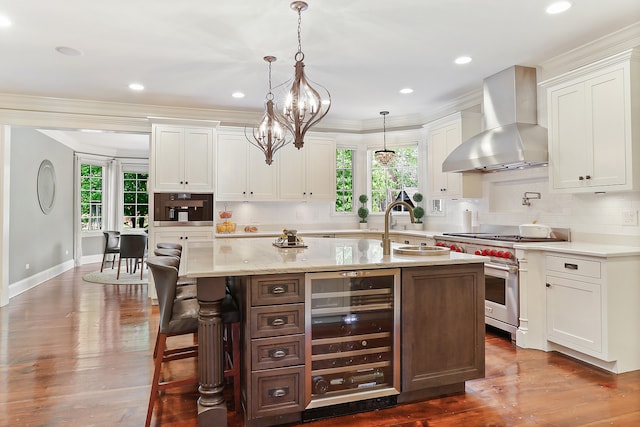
[357,194,369,229]
[411,192,425,230]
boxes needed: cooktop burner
[441,232,565,243]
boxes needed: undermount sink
[393,245,451,256]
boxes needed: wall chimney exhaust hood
[442,66,548,172]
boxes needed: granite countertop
[513,241,640,257]
[185,236,485,278]
[215,228,439,239]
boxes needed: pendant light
[246,56,291,165]
[278,1,331,149]
[374,111,396,166]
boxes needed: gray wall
[9,127,74,283]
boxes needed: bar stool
[146,256,199,427]
[156,242,183,251]
[153,248,196,301]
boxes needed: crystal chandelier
[374,111,396,166]
[246,56,291,165]
[278,1,331,149]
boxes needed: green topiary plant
[357,194,369,223]
[412,192,425,224]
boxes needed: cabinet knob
[250,191,254,195]
[578,176,584,180]
[180,181,184,184]
[585,175,591,180]
[179,236,184,240]
[546,283,551,287]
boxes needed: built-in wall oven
[435,227,569,340]
[303,269,400,420]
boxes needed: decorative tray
[273,241,308,249]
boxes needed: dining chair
[100,231,120,272]
[117,234,148,279]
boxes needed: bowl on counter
[519,223,551,238]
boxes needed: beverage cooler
[304,269,400,410]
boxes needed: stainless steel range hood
[442,66,548,172]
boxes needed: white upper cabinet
[425,112,482,199]
[216,131,277,201]
[542,49,640,193]
[278,136,336,200]
[152,124,215,192]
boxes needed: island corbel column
[196,276,227,427]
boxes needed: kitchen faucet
[382,201,415,255]
[522,191,541,206]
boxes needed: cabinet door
[216,133,249,201]
[154,126,186,191]
[184,128,214,191]
[401,265,485,392]
[550,82,588,189]
[428,124,450,196]
[278,143,306,200]
[306,137,336,200]
[587,69,627,188]
[248,145,277,200]
[546,275,603,356]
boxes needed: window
[370,146,418,213]
[123,172,149,229]
[80,164,103,231]
[335,148,354,213]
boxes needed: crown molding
[538,21,640,81]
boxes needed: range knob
[482,249,490,256]
[474,250,482,255]
[489,250,497,256]
[496,251,504,257]
[503,252,513,259]
[449,244,457,251]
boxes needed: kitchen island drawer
[251,304,305,338]
[251,366,305,418]
[251,274,305,306]
[546,255,601,279]
[252,334,305,370]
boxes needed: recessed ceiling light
[399,88,414,94]
[0,15,11,27]
[128,83,144,91]
[55,46,83,56]
[454,56,473,65]
[546,1,572,14]
[232,92,245,99]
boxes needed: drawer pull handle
[340,271,359,277]
[270,317,286,327]
[270,349,288,359]
[270,285,287,295]
[564,263,578,270]
[269,386,289,398]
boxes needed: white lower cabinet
[543,253,640,373]
[546,274,603,356]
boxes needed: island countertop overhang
[185,237,487,278]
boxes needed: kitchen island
[186,237,486,427]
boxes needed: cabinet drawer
[251,304,305,338]
[252,335,305,370]
[251,366,305,418]
[251,274,305,306]
[546,256,601,279]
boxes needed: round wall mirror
[37,159,56,214]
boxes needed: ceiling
[2,0,640,154]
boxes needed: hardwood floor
[1,263,639,426]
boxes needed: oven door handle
[485,263,518,273]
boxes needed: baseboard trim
[9,260,75,299]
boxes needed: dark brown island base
[186,238,486,427]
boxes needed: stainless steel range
[434,226,569,340]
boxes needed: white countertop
[185,237,485,278]
[215,228,439,239]
[513,241,640,257]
